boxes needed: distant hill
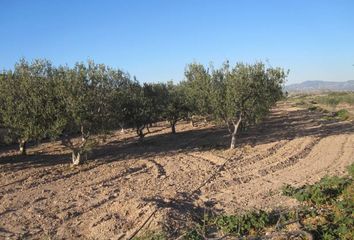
[285,80,354,93]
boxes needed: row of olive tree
[183,61,287,148]
[0,58,287,164]
[0,59,189,164]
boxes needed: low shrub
[335,109,350,121]
[308,105,318,111]
[214,210,275,236]
[282,164,354,239]
[134,231,166,240]
[314,92,354,106]
[282,176,351,205]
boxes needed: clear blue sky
[1,0,353,84]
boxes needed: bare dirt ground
[1,101,353,239]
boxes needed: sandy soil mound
[0,101,353,239]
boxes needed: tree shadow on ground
[1,106,353,171]
[93,107,353,161]
[0,152,71,172]
[142,192,222,237]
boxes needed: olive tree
[216,62,287,149]
[106,70,134,132]
[183,63,213,125]
[0,59,66,155]
[128,83,148,139]
[164,82,189,134]
[143,83,169,130]
[184,61,287,149]
[116,79,149,139]
[57,61,119,165]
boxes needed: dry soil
[0,101,353,239]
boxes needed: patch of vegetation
[183,230,203,240]
[179,210,277,239]
[321,109,351,122]
[335,109,350,121]
[214,210,274,236]
[297,100,306,105]
[134,231,166,240]
[290,93,353,121]
[151,164,354,239]
[0,58,287,162]
[282,176,351,205]
[315,92,354,106]
[282,164,354,239]
[308,105,318,111]
[320,108,330,114]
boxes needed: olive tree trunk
[189,114,195,127]
[136,125,145,139]
[190,120,195,127]
[170,120,177,134]
[119,123,125,133]
[72,150,81,166]
[19,139,27,155]
[230,116,242,149]
[70,139,89,166]
[62,130,89,166]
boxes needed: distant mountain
[285,80,354,93]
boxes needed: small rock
[42,189,50,194]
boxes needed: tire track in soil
[284,134,352,185]
[319,134,351,173]
[206,109,333,189]
[203,140,292,189]
[201,127,353,212]
[258,122,352,182]
[245,134,352,206]
[211,136,321,187]
[218,140,290,174]
[257,137,321,177]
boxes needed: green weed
[134,231,166,240]
[335,109,350,121]
[282,163,354,239]
[308,105,318,111]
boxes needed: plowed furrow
[259,137,321,176]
